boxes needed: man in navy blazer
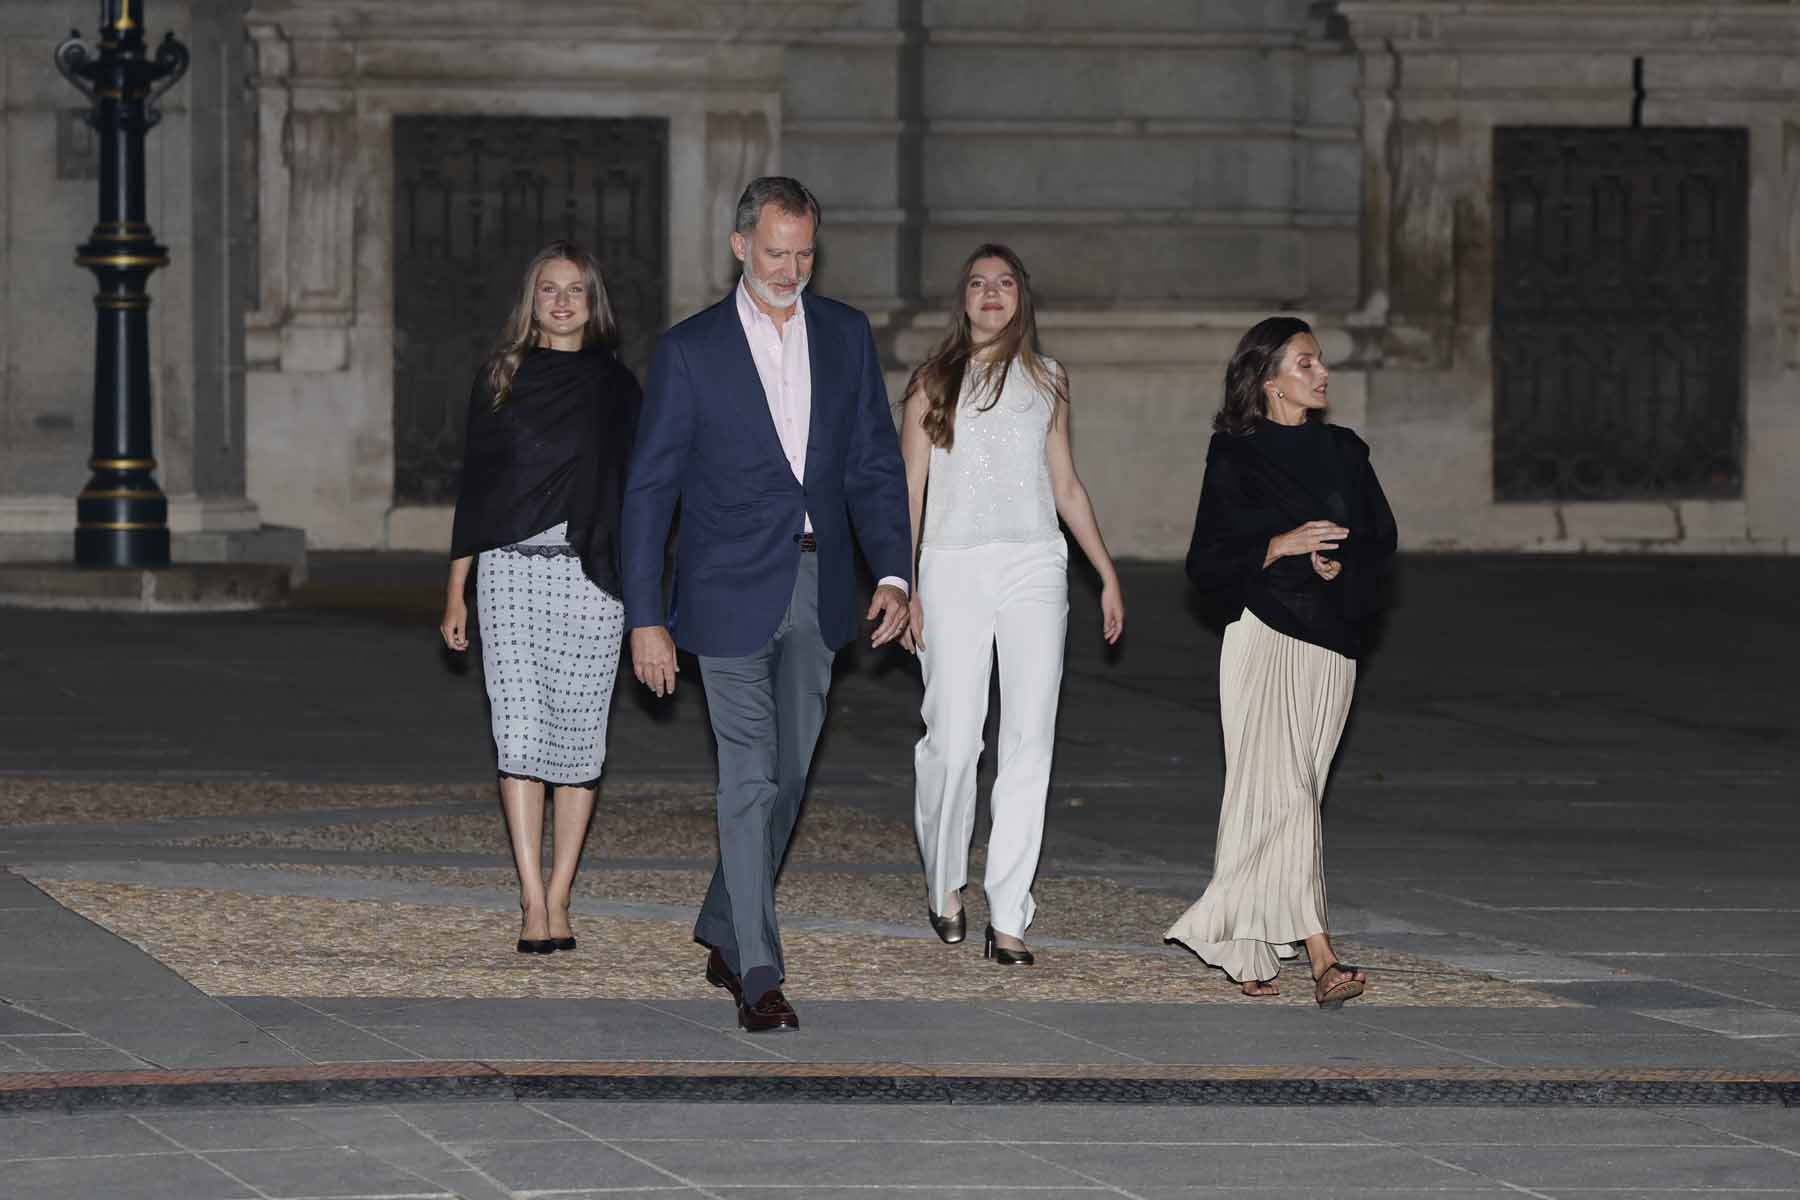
[621,177,912,1032]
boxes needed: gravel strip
[168,788,921,865]
[0,777,730,829]
[32,879,1564,1007]
[0,780,487,827]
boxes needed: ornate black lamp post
[54,1,188,567]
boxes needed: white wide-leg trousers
[913,537,1069,938]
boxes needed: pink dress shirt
[735,279,907,596]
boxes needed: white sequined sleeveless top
[922,357,1061,549]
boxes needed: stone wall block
[1560,503,1681,546]
[783,134,898,211]
[783,44,897,120]
[1306,139,1361,213]
[922,46,1298,123]
[1679,500,1751,544]
[922,225,1304,307]
[923,0,1313,33]
[922,135,1293,211]
[1306,53,1359,128]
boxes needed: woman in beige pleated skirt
[1165,317,1396,1008]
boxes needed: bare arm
[1045,388,1124,644]
[440,555,474,650]
[897,384,932,652]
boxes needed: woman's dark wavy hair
[1214,316,1314,435]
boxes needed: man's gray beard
[742,269,809,313]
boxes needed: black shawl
[449,344,642,599]
[1184,421,1397,658]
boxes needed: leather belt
[795,533,817,552]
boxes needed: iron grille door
[392,116,667,506]
[1492,127,1746,501]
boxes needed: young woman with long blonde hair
[440,241,641,954]
[899,243,1124,965]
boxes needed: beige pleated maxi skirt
[1164,609,1356,984]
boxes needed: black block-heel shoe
[929,908,967,944]
[516,938,556,955]
[550,936,577,952]
[983,925,1035,966]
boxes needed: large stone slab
[0,562,289,612]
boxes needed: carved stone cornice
[1339,1,1800,52]
[245,0,862,40]
[242,4,804,92]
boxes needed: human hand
[439,596,470,651]
[1310,551,1342,582]
[630,625,679,696]
[1099,580,1124,644]
[867,584,910,648]
[1266,520,1348,567]
[900,594,925,654]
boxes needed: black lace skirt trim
[498,770,600,791]
[491,543,580,560]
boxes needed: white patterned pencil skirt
[1164,609,1356,984]
[475,524,624,789]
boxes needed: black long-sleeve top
[449,345,642,599]
[1185,419,1397,659]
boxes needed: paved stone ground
[1,552,1797,1197]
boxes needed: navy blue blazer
[619,291,912,658]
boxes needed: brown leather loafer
[704,948,743,1003]
[738,989,799,1033]
[694,949,738,1007]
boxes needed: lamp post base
[75,525,171,568]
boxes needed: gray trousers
[693,554,835,995]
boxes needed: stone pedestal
[0,562,289,612]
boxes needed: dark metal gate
[393,116,667,505]
[1492,127,1746,501]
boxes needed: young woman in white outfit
[898,243,1125,965]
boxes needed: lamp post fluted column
[54,0,188,567]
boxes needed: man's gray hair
[734,176,822,235]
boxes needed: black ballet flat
[928,908,966,945]
[550,936,577,952]
[983,925,1035,966]
[516,938,557,955]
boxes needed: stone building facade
[1,0,1794,566]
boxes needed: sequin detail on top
[922,357,1060,549]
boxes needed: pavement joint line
[127,1109,277,1200]
[1403,1144,1559,1199]
[628,1000,796,1064]
[980,1131,1150,1200]
[523,1098,730,1200]
[277,998,423,1064]
[978,1004,1156,1067]
[385,1104,522,1198]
